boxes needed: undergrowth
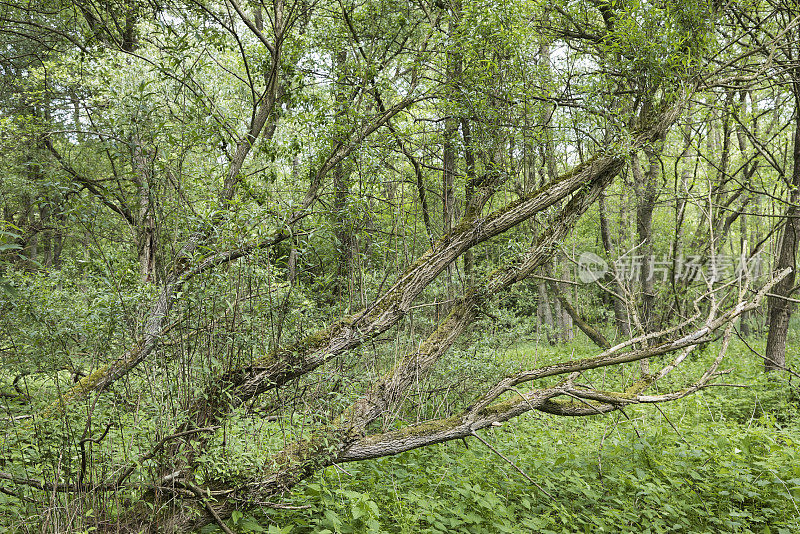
[202,337,800,534]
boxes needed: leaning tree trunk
[137,139,625,533]
[549,278,611,349]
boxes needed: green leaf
[231,510,243,524]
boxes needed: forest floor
[233,336,800,534]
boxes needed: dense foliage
[1,0,800,532]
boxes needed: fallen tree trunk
[180,88,689,437]
[151,268,786,533]
[121,92,699,532]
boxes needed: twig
[470,430,554,499]
[248,500,312,510]
[765,292,800,304]
[0,484,37,503]
[617,408,641,438]
[79,421,113,488]
[530,274,579,286]
[180,479,235,534]
[331,463,353,476]
[734,325,800,380]
[508,386,538,410]
[202,498,234,534]
[562,390,609,415]
[114,426,219,487]
[653,404,686,443]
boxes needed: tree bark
[765,88,800,371]
[599,193,630,336]
[132,136,158,283]
[462,116,476,283]
[166,141,773,534]
[538,281,556,343]
[632,135,664,335]
[332,49,355,303]
[441,9,461,314]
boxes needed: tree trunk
[599,193,631,337]
[441,14,461,313]
[132,136,158,284]
[765,90,800,371]
[462,116,476,283]
[288,156,300,284]
[40,202,52,268]
[632,139,663,335]
[537,281,556,343]
[332,49,355,304]
[739,211,752,337]
[552,288,565,342]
